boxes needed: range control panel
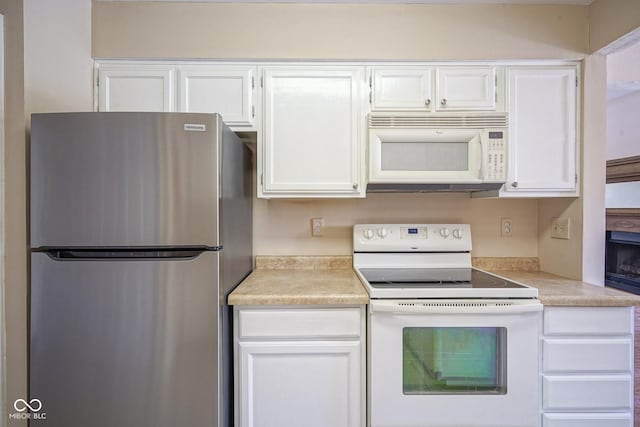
[353,224,472,253]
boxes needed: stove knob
[452,228,463,239]
[439,227,451,238]
[377,227,388,238]
[363,229,375,240]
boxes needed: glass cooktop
[359,268,528,290]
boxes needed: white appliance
[367,113,508,192]
[353,224,542,427]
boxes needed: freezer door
[31,112,222,248]
[30,251,222,427]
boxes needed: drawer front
[237,307,362,339]
[544,307,633,336]
[543,375,632,411]
[543,413,632,427]
[543,338,632,373]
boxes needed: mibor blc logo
[9,398,47,420]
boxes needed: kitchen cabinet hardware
[440,98,447,106]
[425,98,431,106]
[511,181,518,188]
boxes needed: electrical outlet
[500,218,512,237]
[311,218,324,237]
[551,217,570,240]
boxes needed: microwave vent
[368,113,508,129]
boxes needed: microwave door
[369,129,482,183]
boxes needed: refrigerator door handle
[44,248,219,260]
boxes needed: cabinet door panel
[262,67,364,197]
[543,375,632,411]
[238,341,361,427]
[238,307,361,339]
[543,413,632,427]
[544,306,633,336]
[371,68,433,110]
[436,67,496,110]
[505,67,577,193]
[543,338,632,373]
[178,66,255,128]
[99,67,174,112]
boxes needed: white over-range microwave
[367,113,508,192]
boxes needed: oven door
[369,299,542,427]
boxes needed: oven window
[381,142,469,171]
[403,327,507,394]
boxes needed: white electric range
[353,224,542,427]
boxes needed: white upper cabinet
[260,66,366,198]
[371,67,433,111]
[436,67,496,111]
[98,65,175,112]
[502,67,578,197]
[96,62,257,131]
[370,66,498,112]
[177,65,256,129]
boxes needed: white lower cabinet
[542,306,634,427]
[234,306,365,427]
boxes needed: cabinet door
[98,66,175,112]
[261,67,365,197]
[436,67,496,110]
[178,66,256,128]
[370,67,433,111]
[237,340,362,427]
[505,67,577,195]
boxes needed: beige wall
[255,194,538,256]
[25,0,93,114]
[581,54,607,285]
[92,2,589,60]
[0,0,26,425]
[590,0,640,53]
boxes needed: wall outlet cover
[500,218,512,237]
[551,217,570,240]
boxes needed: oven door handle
[370,300,543,315]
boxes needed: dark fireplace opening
[606,231,640,294]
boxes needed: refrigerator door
[31,112,221,248]
[30,251,222,427]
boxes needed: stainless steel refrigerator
[29,112,252,427]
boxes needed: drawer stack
[542,306,634,427]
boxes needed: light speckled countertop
[229,256,640,307]
[228,268,368,305]
[488,270,640,307]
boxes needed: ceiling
[97,0,594,4]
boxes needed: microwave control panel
[486,130,506,181]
